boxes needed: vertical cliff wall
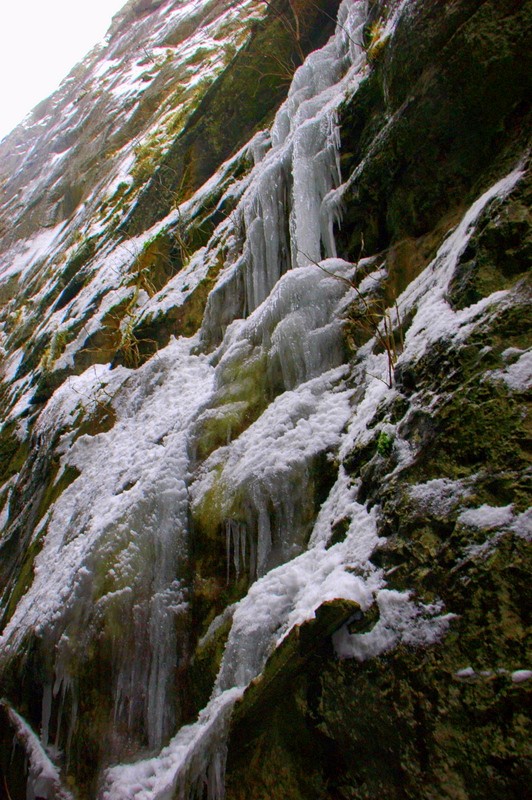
[0,0,530,798]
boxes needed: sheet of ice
[93,57,119,80]
[94,6,381,778]
[102,687,243,800]
[0,223,67,282]
[201,0,369,320]
[310,466,364,547]
[216,530,382,693]
[339,359,393,458]
[511,508,532,541]
[214,258,353,389]
[0,0,264,298]
[394,167,524,365]
[104,493,383,800]
[338,167,525,467]
[326,171,525,663]
[191,366,353,577]
[140,247,211,317]
[380,0,411,39]
[0,337,215,750]
[4,3,527,798]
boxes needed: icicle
[253,489,273,578]
[241,156,291,314]
[48,655,78,772]
[240,526,247,579]
[232,522,240,579]
[66,688,78,765]
[101,688,244,800]
[41,683,52,748]
[52,657,68,753]
[197,1,370,343]
[225,520,252,582]
[225,521,232,584]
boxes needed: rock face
[0,0,529,797]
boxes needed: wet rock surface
[0,0,530,797]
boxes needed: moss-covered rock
[448,173,532,310]
[122,0,342,235]
[0,0,530,797]
[225,600,361,800]
[0,421,29,484]
[221,150,531,800]
[337,0,531,259]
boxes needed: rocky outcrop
[0,0,530,798]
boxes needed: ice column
[236,0,368,312]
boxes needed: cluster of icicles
[106,2,370,795]
[2,3,371,797]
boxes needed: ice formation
[0,0,529,796]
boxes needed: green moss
[71,294,136,373]
[396,345,529,498]
[337,0,531,257]
[326,516,350,548]
[47,236,98,312]
[194,349,270,461]
[0,421,29,483]
[194,402,249,462]
[187,46,215,66]
[34,464,81,525]
[40,327,72,372]
[188,613,233,713]
[222,519,530,799]
[131,134,165,186]
[365,19,387,63]
[123,0,341,235]
[62,237,97,283]
[191,465,230,540]
[220,158,531,795]
[2,529,47,627]
[126,228,189,293]
[113,252,225,368]
[15,331,53,382]
[315,533,531,799]
[377,430,394,457]
[448,176,532,310]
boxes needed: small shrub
[366,20,386,63]
[131,135,164,185]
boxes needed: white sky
[0,0,128,142]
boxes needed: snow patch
[486,348,532,392]
[409,478,473,517]
[458,504,514,530]
[333,589,456,661]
